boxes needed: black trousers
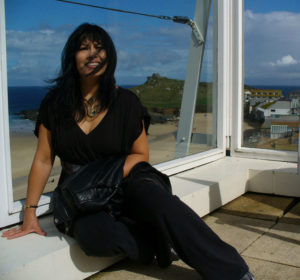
[72,179,249,280]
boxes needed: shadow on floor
[210,211,300,246]
[87,258,202,280]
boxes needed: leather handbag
[52,186,76,235]
[52,155,126,235]
[123,161,172,195]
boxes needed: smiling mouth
[86,62,100,69]
[85,60,107,76]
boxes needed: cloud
[6,23,192,85]
[271,55,298,66]
[114,17,214,84]
[6,27,71,86]
[6,16,215,86]
[244,10,300,85]
[6,29,67,52]
[113,23,199,84]
[116,45,189,84]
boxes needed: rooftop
[268,101,291,110]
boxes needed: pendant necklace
[84,96,100,118]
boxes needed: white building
[258,101,291,117]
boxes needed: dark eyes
[79,45,104,51]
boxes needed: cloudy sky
[244,0,300,86]
[5,0,196,86]
[4,0,300,86]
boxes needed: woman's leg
[123,180,250,280]
[72,211,155,264]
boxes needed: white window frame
[230,0,298,163]
[0,0,228,228]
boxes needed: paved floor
[85,193,300,280]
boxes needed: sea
[7,85,136,133]
[7,84,300,134]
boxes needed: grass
[130,74,213,112]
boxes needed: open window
[232,0,299,162]
[0,0,225,228]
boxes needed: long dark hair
[49,23,118,124]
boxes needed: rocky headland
[15,109,39,122]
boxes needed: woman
[2,23,254,280]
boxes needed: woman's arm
[123,122,149,178]
[2,124,54,239]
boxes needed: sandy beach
[148,115,215,165]
[9,114,216,201]
[10,131,61,201]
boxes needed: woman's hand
[2,210,46,240]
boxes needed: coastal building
[257,100,292,118]
[289,90,300,100]
[291,98,300,115]
[247,99,299,142]
[243,89,283,118]
[245,89,283,103]
[243,90,252,102]
[261,115,299,139]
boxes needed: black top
[35,87,150,165]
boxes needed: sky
[244,0,300,86]
[5,0,197,86]
[4,0,300,86]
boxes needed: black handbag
[52,155,126,235]
[52,187,76,235]
[124,161,172,195]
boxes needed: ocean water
[8,84,300,134]
[8,86,49,133]
[7,85,136,133]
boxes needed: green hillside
[130,73,213,113]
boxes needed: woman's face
[75,38,107,78]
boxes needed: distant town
[243,87,300,151]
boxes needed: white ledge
[0,157,298,280]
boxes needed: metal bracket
[173,16,204,45]
[188,20,204,45]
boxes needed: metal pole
[212,0,218,148]
[175,0,211,158]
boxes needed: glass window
[5,0,203,201]
[189,4,217,156]
[243,0,300,152]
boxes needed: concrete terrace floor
[85,193,300,280]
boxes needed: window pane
[133,1,217,163]
[5,0,197,201]
[190,5,217,155]
[243,0,300,152]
